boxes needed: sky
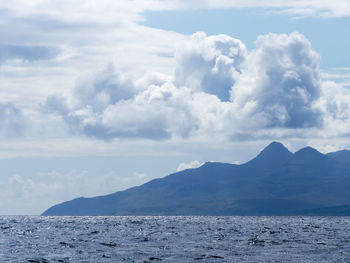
[1,0,350,215]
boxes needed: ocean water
[0,216,350,262]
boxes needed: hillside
[42,142,350,216]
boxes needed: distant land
[42,142,350,216]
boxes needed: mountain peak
[263,141,289,153]
[294,146,322,156]
[245,141,292,167]
[292,146,332,164]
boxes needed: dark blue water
[1,216,349,262]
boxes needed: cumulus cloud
[74,65,135,112]
[174,32,247,101]
[99,83,198,139]
[316,80,350,139]
[44,65,139,138]
[42,31,350,142]
[231,32,322,128]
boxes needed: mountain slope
[244,141,293,169]
[42,142,350,216]
[327,149,350,164]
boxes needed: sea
[0,216,349,262]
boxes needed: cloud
[0,0,186,115]
[177,160,204,171]
[74,65,135,112]
[4,0,349,20]
[44,65,139,138]
[231,32,322,129]
[43,32,341,141]
[1,0,347,144]
[316,80,350,138]
[321,68,350,89]
[0,44,60,64]
[174,32,247,101]
[100,83,201,139]
[0,102,25,137]
[159,0,350,18]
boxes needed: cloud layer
[0,44,60,64]
[161,0,350,18]
[1,0,349,143]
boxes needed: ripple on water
[0,216,350,262]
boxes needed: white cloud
[1,0,349,144]
[321,68,350,89]
[159,0,350,18]
[317,80,350,138]
[68,64,137,120]
[0,102,26,137]
[174,32,247,101]
[0,44,60,64]
[231,32,322,129]
[45,32,338,142]
[177,160,204,171]
[0,0,185,113]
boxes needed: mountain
[42,142,350,216]
[327,149,350,164]
[245,141,293,168]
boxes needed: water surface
[1,216,349,262]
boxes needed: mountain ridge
[42,142,350,216]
